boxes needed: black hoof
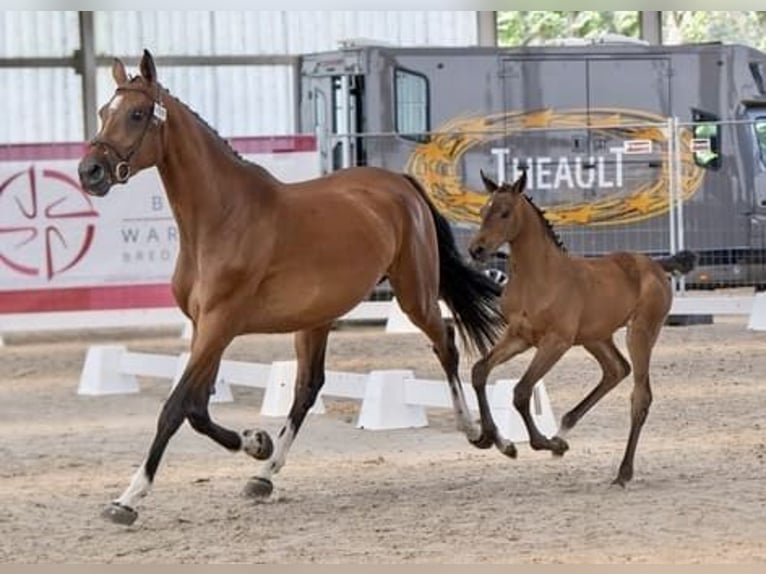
[468,432,495,450]
[243,429,274,461]
[498,441,518,459]
[550,436,570,457]
[101,502,138,526]
[243,476,274,499]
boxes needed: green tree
[498,11,766,52]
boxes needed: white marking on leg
[254,424,296,482]
[115,462,151,509]
[448,382,481,440]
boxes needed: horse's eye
[500,210,511,219]
[130,109,145,122]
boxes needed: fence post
[260,360,326,417]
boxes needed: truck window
[754,117,766,166]
[394,68,429,143]
[691,108,722,171]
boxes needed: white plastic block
[78,345,139,396]
[171,352,233,404]
[357,369,428,430]
[490,379,557,442]
[384,300,419,334]
[260,360,326,417]
[747,292,766,331]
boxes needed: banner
[0,137,318,313]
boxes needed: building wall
[1,11,479,143]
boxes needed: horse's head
[78,50,167,196]
[468,170,527,262]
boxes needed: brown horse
[78,50,505,525]
[468,170,697,486]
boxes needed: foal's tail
[404,174,506,356]
[655,250,698,276]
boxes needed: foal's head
[468,171,528,262]
[78,50,166,196]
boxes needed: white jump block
[357,369,428,430]
[384,300,452,334]
[172,352,233,403]
[260,360,326,417]
[491,379,557,442]
[747,292,766,331]
[78,345,139,396]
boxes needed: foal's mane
[521,193,567,253]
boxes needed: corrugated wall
[2,11,478,143]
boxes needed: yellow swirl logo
[405,108,706,226]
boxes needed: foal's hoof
[549,436,570,457]
[468,432,494,450]
[243,477,274,499]
[497,440,518,459]
[101,502,138,526]
[242,429,274,461]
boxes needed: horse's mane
[137,77,276,180]
[522,194,568,253]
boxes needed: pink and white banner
[0,136,318,314]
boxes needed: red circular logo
[1,166,99,280]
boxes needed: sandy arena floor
[0,316,764,563]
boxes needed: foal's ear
[511,170,528,194]
[479,170,499,193]
[112,58,128,85]
[139,49,157,84]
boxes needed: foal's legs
[512,335,571,455]
[102,315,272,525]
[614,316,662,486]
[470,330,530,457]
[556,338,631,439]
[243,323,333,499]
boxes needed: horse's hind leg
[556,338,631,439]
[387,271,481,444]
[243,323,333,499]
[615,315,663,486]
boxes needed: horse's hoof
[101,502,138,526]
[468,432,494,450]
[243,476,274,499]
[497,441,518,459]
[550,436,569,457]
[242,429,274,461]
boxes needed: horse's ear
[112,58,128,85]
[139,49,157,84]
[512,170,528,194]
[480,170,499,193]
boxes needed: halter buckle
[115,161,131,183]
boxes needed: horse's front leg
[101,313,272,526]
[470,330,530,457]
[243,324,333,499]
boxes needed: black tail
[655,250,698,276]
[404,175,506,356]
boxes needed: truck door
[587,58,671,213]
[745,107,766,285]
[501,58,589,207]
[300,53,366,174]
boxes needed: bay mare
[468,171,697,486]
[78,50,504,525]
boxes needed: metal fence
[323,116,766,295]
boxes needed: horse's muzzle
[78,157,111,197]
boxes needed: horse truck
[298,39,766,289]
